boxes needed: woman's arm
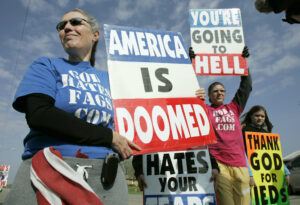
[24,93,113,146]
[23,93,141,159]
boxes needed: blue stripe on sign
[144,193,216,205]
[190,9,242,28]
[104,24,190,64]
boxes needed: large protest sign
[245,132,289,205]
[143,148,216,205]
[190,8,248,75]
[0,165,10,187]
[104,25,216,155]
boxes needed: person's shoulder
[243,124,252,131]
[32,57,63,65]
[29,57,69,75]
[229,100,243,111]
[243,124,267,133]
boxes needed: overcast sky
[1,0,299,184]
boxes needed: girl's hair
[207,82,225,103]
[241,105,273,132]
[70,8,99,66]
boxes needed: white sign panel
[143,149,216,205]
[104,25,216,155]
[190,8,248,75]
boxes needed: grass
[128,185,143,195]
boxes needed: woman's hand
[195,88,207,101]
[112,131,141,160]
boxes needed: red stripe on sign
[113,97,216,155]
[192,53,248,76]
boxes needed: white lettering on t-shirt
[213,108,236,131]
[62,70,113,125]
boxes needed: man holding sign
[195,46,252,205]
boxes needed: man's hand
[195,88,207,101]
[189,47,196,61]
[137,174,148,191]
[242,46,250,58]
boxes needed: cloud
[189,0,224,9]
[7,32,62,72]
[0,105,28,144]
[20,0,53,13]
[135,0,160,11]
[115,1,137,21]
[109,0,162,24]
[254,53,299,77]
[250,24,300,67]
[77,0,99,7]
[253,84,272,96]
[0,57,15,80]
[252,76,265,85]
[246,20,300,97]
[0,56,18,97]
[250,25,280,63]
[252,73,296,96]
[0,100,9,111]
[266,54,299,76]
[279,75,295,88]
[282,26,300,50]
[53,0,70,8]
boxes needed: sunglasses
[56,17,88,31]
[211,89,226,93]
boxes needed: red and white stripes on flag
[30,147,103,205]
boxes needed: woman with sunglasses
[195,46,252,205]
[241,105,290,189]
[4,8,140,205]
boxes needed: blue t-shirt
[13,57,115,159]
